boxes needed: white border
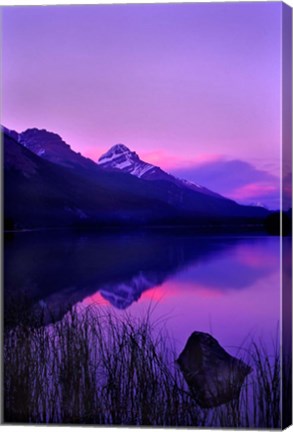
[0,1,292,432]
[0,0,292,6]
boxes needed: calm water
[5,230,282,355]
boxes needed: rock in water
[176,331,252,408]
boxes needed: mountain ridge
[98,143,225,200]
[3,125,269,230]
[18,128,99,171]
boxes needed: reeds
[4,305,282,427]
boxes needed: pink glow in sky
[229,182,279,201]
[1,2,290,208]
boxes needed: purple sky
[1,3,291,209]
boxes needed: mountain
[18,128,98,171]
[3,125,269,230]
[98,144,223,199]
[3,130,177,229]
[2,126,19,142]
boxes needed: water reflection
[5,232,279,329]
[3,231,284,427]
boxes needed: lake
[4,230,281,351]
[4,230,288,426]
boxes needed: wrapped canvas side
[282,3,293,429]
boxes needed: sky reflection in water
[4,232,281,356]
[82,235,280,355]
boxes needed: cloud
[171,159,280,209]
[229,182,278,200]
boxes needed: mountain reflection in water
[5,230,280,352]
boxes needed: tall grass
[4,305,282,427]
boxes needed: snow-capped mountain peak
[98,143,154,178]
[99,143,138,164]
[98,144,226,199]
